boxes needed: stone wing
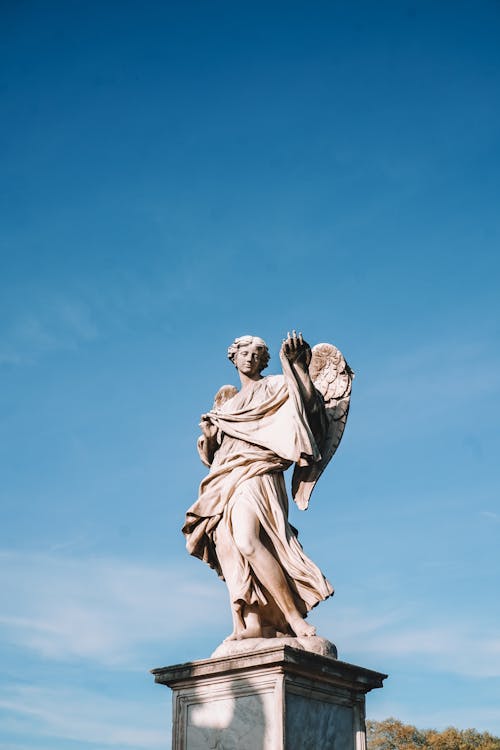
[292,343,353,510]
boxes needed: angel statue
[182,331,353,643]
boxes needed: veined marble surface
[187,690,275,750]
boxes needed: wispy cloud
[354,337,500,441]
[480,510,499,522]
[0,269,184,367]
[0,684,167,749]
[316,605,500,678]
[0,550,226,665]
[0,297,99,366]
[2,548,499,749]
[5,547,491,677]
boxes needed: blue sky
[1,1,499,747]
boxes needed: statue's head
[227,335,270,374]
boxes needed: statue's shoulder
[264,373,282,382]
[262,373,285,390]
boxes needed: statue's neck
[238,372,263,390]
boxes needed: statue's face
[234,343,263,376]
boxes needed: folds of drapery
[206,352,323,466]
[182,361,332,622]
[214,472,333,614]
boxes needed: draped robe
[183,355,333,632]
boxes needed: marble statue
[183,331,353,642]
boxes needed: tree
[367,718,427,750]
[366,719,500,750]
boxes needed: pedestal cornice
[151,644,386,694]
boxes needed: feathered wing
[212,384,239,410]
[292,343,354,510]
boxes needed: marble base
[152,644,386,750]
[211,634,338,659]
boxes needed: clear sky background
[1,2,499,748]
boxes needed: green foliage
[366,718,500,750]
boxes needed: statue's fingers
[298,332,304,346]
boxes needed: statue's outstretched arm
[281,331,324,436]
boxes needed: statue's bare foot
[291,618,316,637]
[224,628,243,642]
[223,622,263,641]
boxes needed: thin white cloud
[363,627,500,678]
[2,548,500,749]
[0,550,226,665]
[0,549,226,749]
[0,296,99,366]
[316,606,500,678]
[0,270,181,367]
[355,338,500,440]
[0,684,167,749]
[480,510,499,522]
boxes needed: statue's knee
[234,534,257,558]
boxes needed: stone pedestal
[151,644,386,750]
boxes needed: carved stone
[183,333,353,643]
[151,645,386,750]
[153,332,386,748]
[211,635,338,660]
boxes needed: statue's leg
[231,496,316,638]
[214,517,257,640]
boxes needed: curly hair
[227,335,270,373]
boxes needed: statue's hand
[199,414,218,440]
[281,330,312,369]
